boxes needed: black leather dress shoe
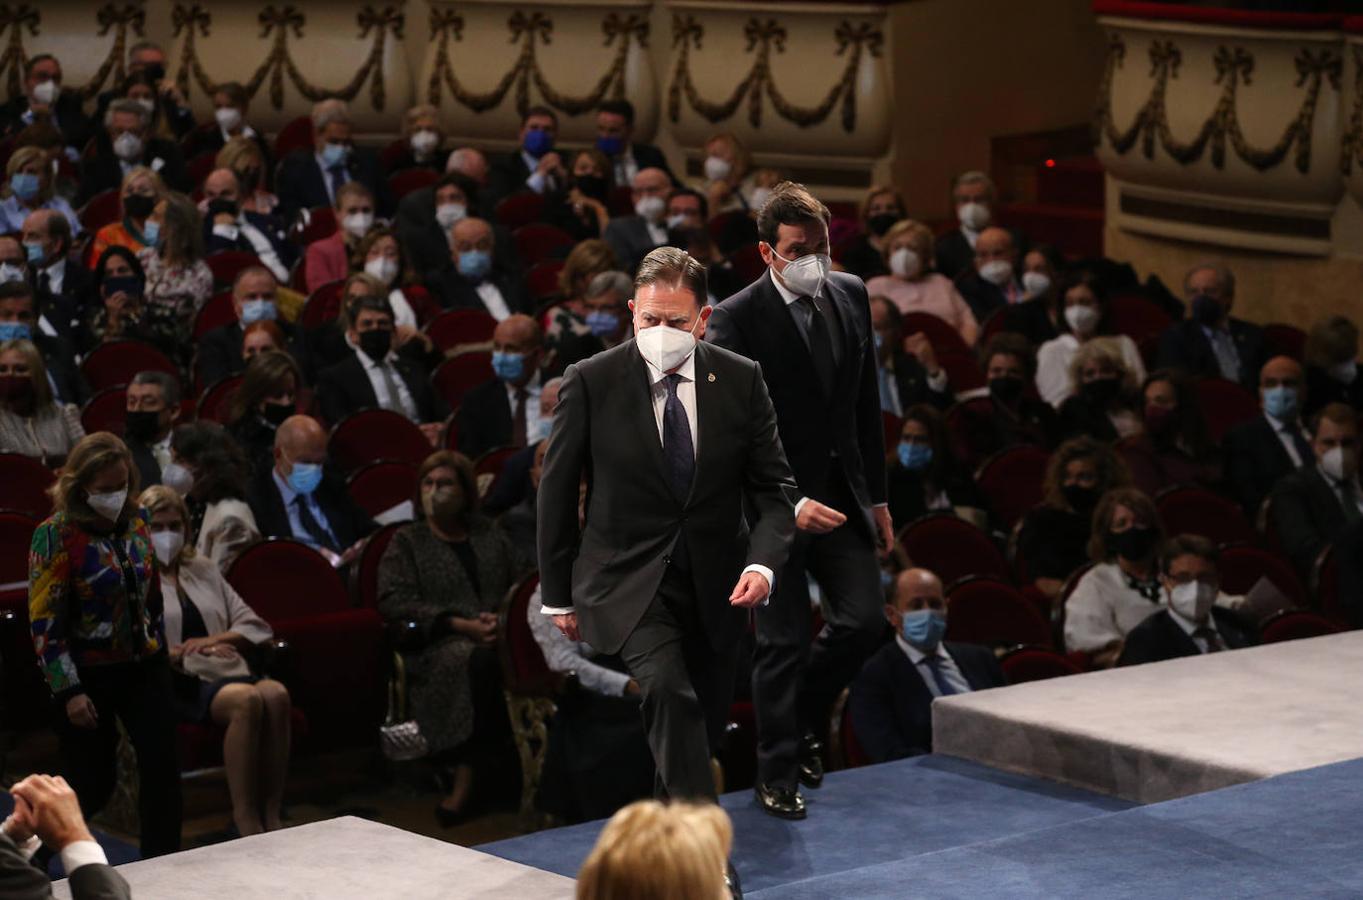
[725,860,744,899]
[754,783,807,820]
[798,733,825,789]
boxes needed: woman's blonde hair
[402,104,440,137]
[52,432,140,527]
[216,137,264,187]
[138,484,195,562]
[559,239,619,299]
[704,132,751,180]
[119,165,166,202]
[0,338,52,408]
[882,219,935,265]
[5,146,52,204]
[576,801,732,900]
[1068,336,1138,398]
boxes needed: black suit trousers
[754,468,883,788]
[57,655,182,858]
[618,565,736,802]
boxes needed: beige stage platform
[53,816,575,900]
[934,631,1363,804]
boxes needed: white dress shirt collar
[896,632,947,666]
[768,267,810,307]
[43,257,65,293]
[641,344,697,385]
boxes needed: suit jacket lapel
[687,344,721,507]
[347,356,380,409]
[757,273,826,399]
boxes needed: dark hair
[634,247,707,310]
[1042,436,1131,511]
[1158,533,1218,576]
[0,280,33,304]
[228,349,301,424]
[668,187,708,221]
[980,331,1036,379]
[1054,269,1110,336]
[213,81,248,107]
[901,403,950,487]
[597,99,635,126]
[415,450,480,526]
[130,369,181,409]
[350,227,411,285]
[1312,401,1359,434]
[869,295,902,338]
[756,182,830,246]
[346,292,395,325]
[170,421,251,503]
[1141,368,1211,459]
[522,105,557,127]
[1088,486,1161,562]
[95,245,145,293]
[1024,243,1064,277]
[435,171,479,210]
[24,54,56,79]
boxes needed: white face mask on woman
[87,488,127,521]
[365,256,399,286]
[889,247,921,280]
[151,530,185,566]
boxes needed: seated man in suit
[248,414,376,562]
[484,375,562,517]
[77,98,189,205]
[92,41,194,136]
[123,370,182,490]
[198,267,304,387]
[1,773,130,900]
[0,54,93,153]
[456,313,548,459]
[849,568,1004,762]
[1224,355,1313,516]
[869,295,951,415]
[276,99,389,221]
[201,168,295,283]
[426,217,531,320]
[595,99,675,187]
[934,171,1023,282]
[1156,262,1266,389]
[1273,402,1363,574]
[1117,534,1258,666]
[666,187,707,233]
[22,209,91,340]
[953,226,1025,326]
[315,293,446,438]
[0,279,87,406]
[487,105,566,206]
[604,168,672,276]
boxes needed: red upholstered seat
[353,522,403,610]
[977,308,1008,345]
[495,192,546,230]
[881,411,901,455]
[1261,323,1306,362]
[999,646,1083,684]
[975,445,1051,531]
[272,116,314,161]
[80,386,128,436]
[475,446,522,499]
[943,396,997,469]
[945,575,1052,649]
[178,708,309,770]
[79,190,121,233]
[328,408,432,474]
[300,279,346,330]
[0,455,53,519]
[937,351,986,392]
[1156,485,1257,546]
[514,223,574,266]
[346,460,417,519]
[227,539,350,621]
[193,291,237,340]
[432,352,493,410]
[1259,610,1343,644]
[292,207,338,247]
[897,514,1010,587]
[387,167,439,201]
[1216,542,1307,610]
[498,573,556,694]
[186,151,217,189]
[527,260,565,301]
[1194,377,1259,443]
[81,340,179,393]
[1107,292,1172,345]
[196,374,244,425]
[426,308,497,354]
[205,251,261,289]
[401,284,439,327]
[899,313,971,359]
[728,245,766,283]
[0,510,33,590]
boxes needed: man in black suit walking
[848,568,1004,762]
[1156,262,1265,389]
[706,182,893,819]
[1117,535,1258,667]
[1224,356,1313,516]
[538,247,796,813]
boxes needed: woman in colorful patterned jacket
[27,431,182,858]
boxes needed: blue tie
[328,163,347,200]
[922,657,958,696]
[662,374,694,500]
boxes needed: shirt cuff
[873,502,889,510]
[60,840,107,874]
[526,171,548,194]
[742,564,774,607]
[794,496,810,518]
[211,223,239,241]
[540,605,574,616]
[925,368,949,392]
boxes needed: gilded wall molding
[0,3,145,100]
[666,13,881,132]
[170,3,404,110]
[1094,34,1341,175]
[1341,45,1363,176]
[424,7,647,116]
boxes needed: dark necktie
[512,388,528,446]
[798,295,836,394]
[294,495,338,552]
[328,163,347,200]
[1195,626,1225,653]
[37,271,50,297]
[921,656,958,696]
[662,374,694,500]
[1283,422,1313,467]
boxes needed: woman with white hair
[1057,336,1145,442]
[384,104,449,175]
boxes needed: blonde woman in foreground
[577,800,735,900]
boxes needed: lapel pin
[707,373,716,382]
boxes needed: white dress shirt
[212,215,289,282]
[2,815,107,873]
[1167,606,1225,654]
[523,150,553,194]
[475,279,512,321]
[1265,411,1309,468]
[42,257,65,294]
[644,217,668,246]
[1035,332,1147,408]
[895,634,972,697]
[152,431,172,470]
[354,347,419,421]
[613,148,640,189]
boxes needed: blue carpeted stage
[482,754,1363,897]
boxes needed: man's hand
[729,571,770,608]
[902,332,940,376]
[796,499,846,534]
[65,694,98,730]
[338,540,366,567]
[9,775,94,850]
[475,611,499,646]
[537,152,563,177]
[552,612,580,641]
[874,505,894,558]
[1,793,36,844]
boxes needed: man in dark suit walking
[538,247,796,815]
[1117,535,1258,667]
[1224,356,1313,515]
[1156,262,1265,389]
[849,568,1004,762]
[1,773,130,899]
[706,182,893,819]
[275,99,390,221]
[1271,403,1362,575]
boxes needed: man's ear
[757,241,772,267]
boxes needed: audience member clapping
[171,421,262,572]
[1223,355,1312,516]
[886,404,985,528]
[1057,337,1144,442]
[1,145,80,235]
[1119,370,1220,496]
[0,337,83,465]
[1036,270,1146,407]
[866,220,979,345]
[576,800,733,900]
[1272,402,1362,575]
[88,165,164,264]
[1304,315,1362,417]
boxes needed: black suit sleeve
[704,302,747,358]
[1336,518,1363,627]
[849,281,889,508]
[537,363,591,611]
[1272,475,1332,573]
[0,832,53,900]
[67,860,133,900]
[741,361,798,574]
[315,366,350,426]
[848,655,914,763]
[1223,426,1261,515]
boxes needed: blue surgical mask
[10,172,40,202]
[897,441,933,471]
[1263,385,1298,421]
[900,609,946,653]
[596,135,624,157]
[141,220,161,246]
[23,241,44,264]
[0,321,30,341]
[492,351,526,383]
[240,299,277,324]
[457,249,492,282]
[287,461,323,495]
[320,142,349,168]
[523,128,554,158]
[584,310,620,337]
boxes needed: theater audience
[1272,403,1362,575]
[79,98,189,204]
[1018,437,1130,599]
[887,405,985,528]
[840,185,904,281]
[427,216,530,320]
[217,136,279,216]
[184,82,271,171]
[552,270,632,369]
[576,801,732,900]
[123,370,181,489]
[1304,315,1362,416]
[354,228,422,329]
[1224,355,1313,516]
[0,54,94,152]
[377,451,517,824]
[456,314,547,458]
[1120,370,1220,496]
[596,99,674,187]
[0,772,130,898]
[848,568,1005,763]
[276,99,388,221]
[201,168,295,283]
[604,167,672,274]
[1036,270,1145,407]
[139,192,213,354]
[27,432,181,857]
[701,132,761,215]
[865,220,979,345]
[199,267,301,386]
[955,332,1059,464]
[385,104,448,175]
[487,106,564,203]
[0,338,83,465]
[171,421,261,572]
[954,226,1024,324]
[935,170,1006,281]
[25,208,91,340]
[1117,534,1257,667]
[1063,487,1165,667]
[248,414,375,559]
[118,69,194,142]
[546,149,613,240]
[870,297,950,416]
[1057,338,1145,442]
[396,169,483,276]
[0,279,87,405]
[228,350,303,477]
[1,146,80,235]
[142,485,291,837]
[1156,262,1265,389]
[304,182,376,293]
[483,376,562,521]
[88,166,164,264]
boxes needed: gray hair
[585,270,632,301]
[1183,262,1236,299]
[127,40,163,61]
[131,369,181,409]
[447,147,485,175]
[105,97,149,130]
[952,170,995,200]
[311,99,351,132]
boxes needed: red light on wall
[1044,158,1056,168]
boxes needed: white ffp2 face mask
[890,247,921,280]
[636,316,701,373]
[770,248,830,298]
[1320,445,1357,482]
[978,259,1014,287]
[151,530,185,566]
[87,488,128,521]
[1169,580,1215,623]
[365,256,399,286]
[1064,303,1101,336]
[1022,271,1052,296]
[160,462,195,496]
[958,201,990,231]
